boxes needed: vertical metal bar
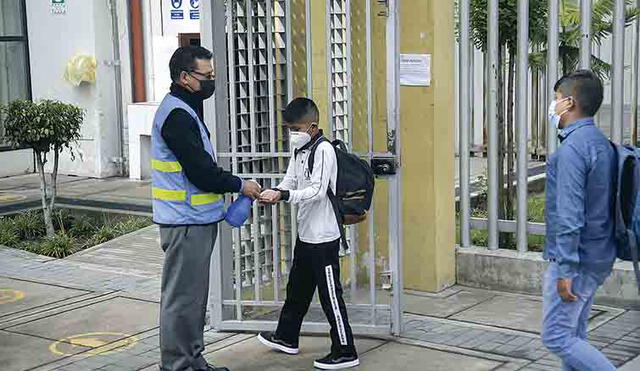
[272,179,281,302]
[305,0,313,97]
[387,0,403,336]
[579,0,592,69]
[633,0,640,146]
[245,0,261,301]
[612,0,625,144]
[487,0,500,250]
[247,0,257,154]
[365,0,376,326]
[346,0,354,148]
[285,0,294,102]
[267,0,276,151]
[208,0,233,328]
[327,0,335,138]
[459,0,471,248]
[226,1,242,321]
[516,0,529,253]
[547,0,559,154]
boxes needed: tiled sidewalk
[1,230,638,370]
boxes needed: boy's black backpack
[307,137,375,251]
[610,142,640,294]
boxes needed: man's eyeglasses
[189,70,215,80]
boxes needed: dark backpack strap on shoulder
[327,187,349,251]
[307,136,329,175]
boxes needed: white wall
[144,0,201,102]
[0,150,33,178]
[25,0,131,178]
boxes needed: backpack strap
[306,136,329,175]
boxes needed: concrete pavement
[0,175,638,370]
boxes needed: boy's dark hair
[169,46,213,82]
[283,97,320,124]
[553,70,604,117]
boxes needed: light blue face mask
[548,97,571,129]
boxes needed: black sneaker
[313,353,360,370]
[257,331,299,355]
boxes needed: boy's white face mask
[289,131,312,149]
[289,123,315,149]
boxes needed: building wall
[25,0,129,178]
[144,0,200,102]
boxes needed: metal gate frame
[202,0,403,337]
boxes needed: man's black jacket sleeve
[161,109,242,194]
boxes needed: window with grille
[0,0,31,150]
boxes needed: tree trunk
[35,151,54,237]
[50,148,59,212]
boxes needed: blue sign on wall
[171,0,183,9]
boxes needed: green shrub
[68,216,97,238]
[53,209,75,233]
[88,225,118,246]
[116,217,152,234]
[29,234,75,258]
[0,228,19,247]
[10,210,45,240]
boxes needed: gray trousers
[159,223,218,371]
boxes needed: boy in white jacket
[257,98,359,370]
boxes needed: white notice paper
[400,54,431,86]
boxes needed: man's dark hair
[283,97,320,124]
[553,70,604,117]
[169,46,213,82]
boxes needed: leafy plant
[528,0,640,78]
[0,228,19,247]
[10,210,46,240]
[0,100,84,237]
[30,234,76,258]
[68,216,97,238]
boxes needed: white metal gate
[203,0,403,336]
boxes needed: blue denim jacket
[544,117,617,281]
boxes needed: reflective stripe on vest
[191,193,223,205]
[151,159,182,172]
[152,187,222,206]
[152,187,186,202]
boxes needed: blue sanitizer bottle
[225,195,253,227]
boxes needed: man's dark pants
[159,224,218,371]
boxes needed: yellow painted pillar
[290,0,308,99]
[310,0,329,131]
[399,0,456,292]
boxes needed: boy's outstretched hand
[259,189,281,205]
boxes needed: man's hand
[557,278,578,302]
[259,189,281,205]
[241,180,262,199]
